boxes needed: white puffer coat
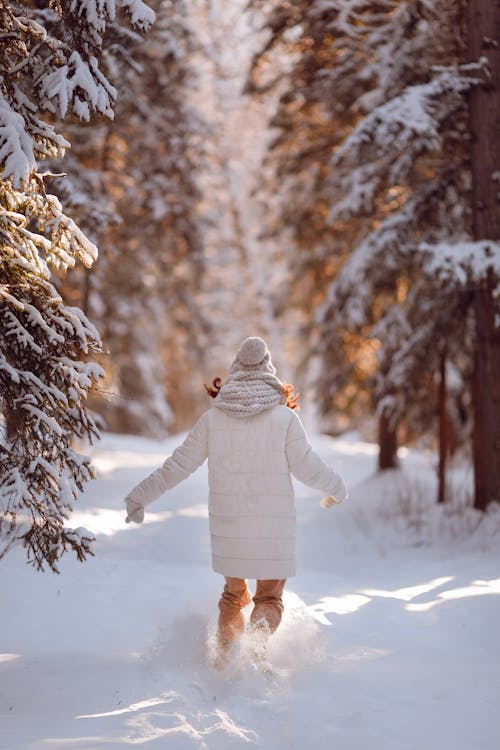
[125,405,347,579]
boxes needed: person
[124,336,348,669]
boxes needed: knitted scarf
[213,369,286,418]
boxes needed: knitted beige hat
[215,336,284,418]
[229,337,276,375]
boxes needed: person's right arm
[285,411,348,503]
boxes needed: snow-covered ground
[1,430,500,749]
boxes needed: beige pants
[217,576,286,651]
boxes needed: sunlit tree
[248,1,500,507]
[0,0,154,570]
[55,0,209,435]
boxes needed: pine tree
[0,0,154,571]
[54,0,209,435]
[248,1,500,504]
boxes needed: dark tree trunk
[5,408,22,441]
[471,271,500,509]
[378,412,398,470]
[437,350,448,504]
[81,268,91,317]
[467,0,500,510]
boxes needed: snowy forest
[1,1,500,748]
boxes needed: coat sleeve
[124,411,209,509]
[285,411,348,502]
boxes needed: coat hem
[212,554,296,580]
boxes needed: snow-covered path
[1,432,499,749]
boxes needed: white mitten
[125,498,145,524]
[320,495,343,509]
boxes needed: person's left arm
[125,411,209,523]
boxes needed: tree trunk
[378,412,398,470]
[471,271,500,509]
[437,350,448,504]
[467,0,500,510]
[5,408,22,441]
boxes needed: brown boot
[248,579,286,670]
[215,577,252,667]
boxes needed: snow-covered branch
[419,241,500,288]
